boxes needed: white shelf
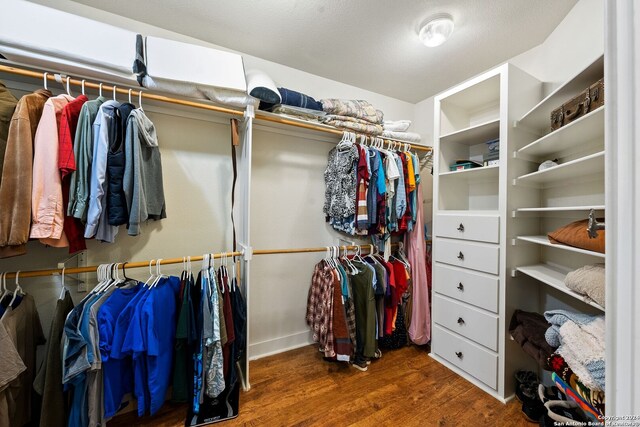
[516,235,605,258]
[517,55,604,132]
[440,164,499,178]
[516,151,604,186]
[440,119,500,146]
[438,210,500,216]
[518,107,604,158]
[517,264,604,311]
[516,205,605,213]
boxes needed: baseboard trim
[249,330,313,360]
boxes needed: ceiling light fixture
[418,14,454,47]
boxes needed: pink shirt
[30,94,74,246]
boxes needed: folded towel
[508,310,556,369]
[278,88,323,111]
[383,120,412,132]
[565,264,605,307]
[321,99,383,124]
[381,130,422,143]
[545,310,605,391]
[322,115,383,135]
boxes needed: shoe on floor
[514,370,539,402]
[351,360,368,372]
[539,400,589,427]
[537,384,565,404]
[520,383,544,423]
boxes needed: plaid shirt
[306,261,335,358]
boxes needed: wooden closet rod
[0,244,381,280]
[0,63,433,152]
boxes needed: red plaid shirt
[58,95,88,253]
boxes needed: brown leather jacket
[0,81,18,183]
[0,89,52,258]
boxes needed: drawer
[433,294,499,351]
[433,263,499,312]
[434,238,500,275]
[436,213,500,244]
[432,325,498,390]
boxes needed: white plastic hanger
[43,72,48,90]
[81,79,86,96]
[128,89,133,104]
[66,77,72,96]
[0,272,8,300]
[59,267,67,300]
[150,259,166,288]
[144,260,157,287]
[99,83,103,98]
[138,90,144,110]
[6,271,23,309]
[112,85,117,101]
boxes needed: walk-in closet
[1,0,638,426]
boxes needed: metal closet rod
[0,244,380,280]
[0,63,433,153]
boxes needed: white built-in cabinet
[431,57,605,401]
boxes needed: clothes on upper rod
[0,81,167,258]
[323,138,421,241]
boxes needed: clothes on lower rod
[306,249,414,365]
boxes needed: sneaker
[538,384,565,404]
[539,400,589,427]
[351,360,368,372]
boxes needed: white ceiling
[70,0,577,103]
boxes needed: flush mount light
[418,14,454,47]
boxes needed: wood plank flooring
[109,344,530,426]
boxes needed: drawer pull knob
[457,223,465,232]
[457,282,464,291]
[457,251,464,260]
[455,351,463,359]
[457,317,465,325]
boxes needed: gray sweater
[123,109,166,235]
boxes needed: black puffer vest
[107,103,135,226]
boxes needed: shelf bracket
[240,244,253,261]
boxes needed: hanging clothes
[33,291,74,427]
[405,187,431,345]
[0,88,52,258]
[59,94,89,254]
[68,96,107,223]
[0,293,46,427]
[123,109,166,236]
[0,81,18,184]
[30,93,75,247]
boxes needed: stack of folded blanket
[565,264,605,308]
[382,120,422,143]
[320,99,384,135]
[544,310,605,392]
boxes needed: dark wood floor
[110,344,530,426]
